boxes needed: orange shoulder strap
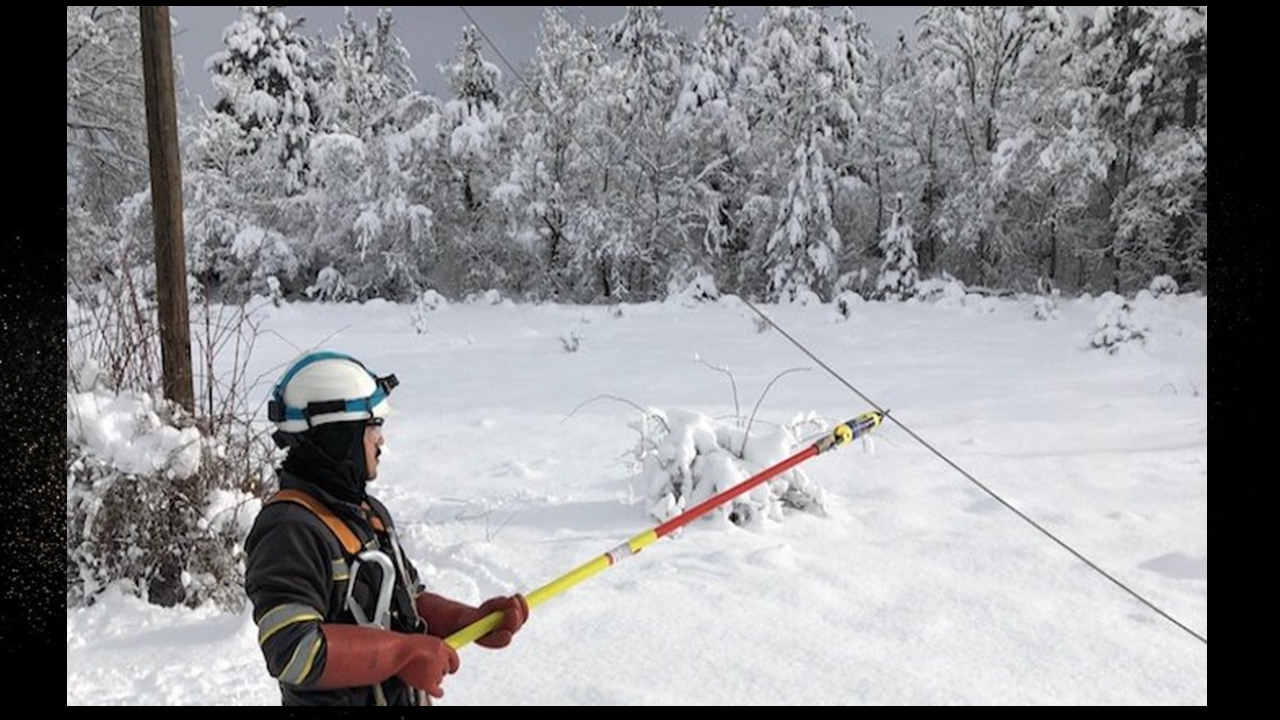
[268,489,364,555]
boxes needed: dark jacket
[245,471,424,706]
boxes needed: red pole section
[653,445,820,538]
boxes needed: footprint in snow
[1139,552,1206,581]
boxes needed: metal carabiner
[344,550,396,705]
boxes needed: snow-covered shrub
[409,289,446,335]
[409,303,430,335]
[1149,274,1179,298]
[1032,294,1059,321]
[667,270,720,305]
[915,274,967,305]
[306,265,355,301]
[1031,282,1060,320]
[66,388,264,610]
[1029,278,1059,320]
[67,291,277,612]
[1090,296,1149,354]
[466,289,505,305]
[786,288,823,307]
[418,288,447,311]
[836,268,871,298]
[560,326,582,353]
[633,409,827,527]
[835,290,865,320]
[266,276,284,307]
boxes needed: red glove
[417,592,529,648]
[396,634,461,697]
[314,623,460,698]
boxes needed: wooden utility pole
[139,6,193,413]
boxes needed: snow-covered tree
[375,92,448,297]
[318,7,416,139]
[979,9,1091,289]
[917,6,1072,287]
[670,6,751,292]
[499,8,607,300]
[874,27,937,278]
[67,6,148,223]
[336,89,441,300]
[161,5,1207,303]
[746,7,855,301]
[434,25,509,295]
[767,133,842,302]
[826,7,872,158]
[877,194,919,299]
[593,6,686,300]
[188,6,437,300]
[67,5,150,290]
[1083,6,1207,291]
[186,97,307,299]
[1002,24,1115,290]
[307,131,370,296]
[301,8,433,300]
[825,7,877,263]
[206,6,323,196]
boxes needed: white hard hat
[268,351,398,434]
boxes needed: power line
[738,296,1208,647]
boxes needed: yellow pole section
[445,530,659,649]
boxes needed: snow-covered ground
[67,292,1207,705]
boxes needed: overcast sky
[170,6,923,112]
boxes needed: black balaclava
[281,421,371,504]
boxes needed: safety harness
[267,488,426,705]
